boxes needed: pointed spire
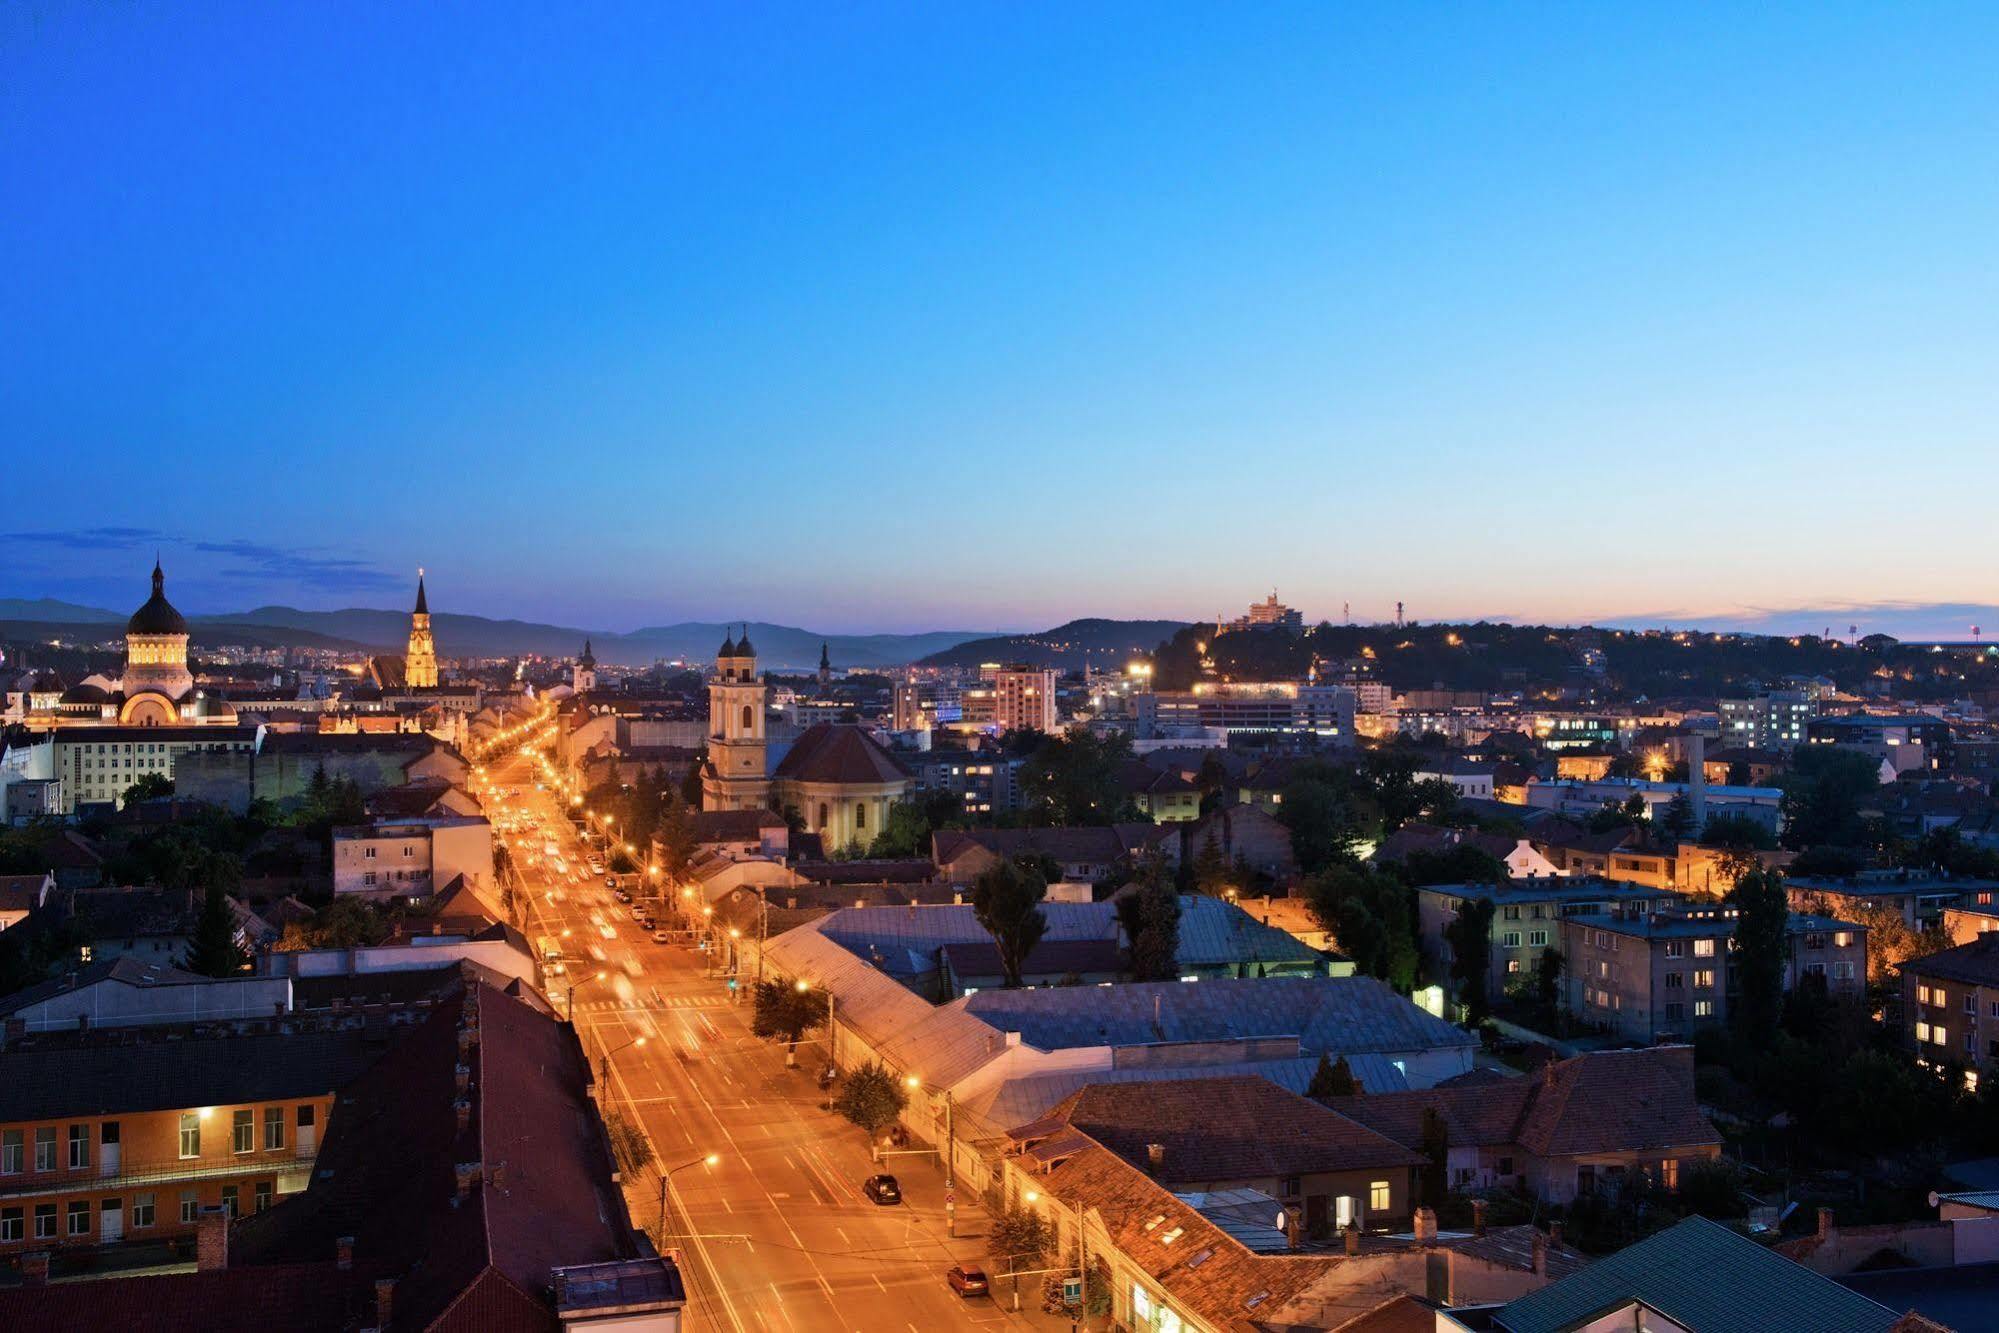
[820,641,830,669]
[414,568,429,616]
[151,557,165,594]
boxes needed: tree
[1779,748,1882,850]
[1534,946,1564,1006]
[833,1060,907,1135]
[1194,751,1228,815]
[1307,1052,1359,1099]
[183,885,248,977]
[1018,728,1143,825]
[1418,1107,1449,1209]
[1659,793,1696,841]
[1116,857,1181,983]
[679,756,705,809]
[751,980,826,1045]
[972,855,1049,987]
[1444,898,1496,1024]
[1302,864,1418,990]
[121,772,174,805]
[1189,832,1232,895]
[1277,772,1367,874]
[1396,844,1507,888]
[652,797,697,889]
[987,1200,1052,1275]
[604,1110,655,1176]
[1729,867,1789,1035]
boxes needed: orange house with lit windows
[0,1029,374,1262]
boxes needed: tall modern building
[403,572,439,689]
[991,665,1058,734]
[1718,690,1814,751]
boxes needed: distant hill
[0,616,373,653]
[919,619,1191,670]
[160,607,991,668]
[0,598,126,624]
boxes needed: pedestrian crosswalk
[572,995,730,1013]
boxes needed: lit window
[179,1113,200,1160]
[1369,1180,1391,1212]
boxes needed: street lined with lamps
[479,745,1005,1333]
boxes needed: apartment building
[1563,903,1867,1043]
[990,664,1058,734]
[1718,689,1815,752]
[331,814,495,902]
[1417,879,1681,1004]
[1902,934,1999,1069]
[0,725,260,815]
[0,1028,371,1260]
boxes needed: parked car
[651,929,669,944]
[946,1265,988,1297]
[861,1175,901,1205]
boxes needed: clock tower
[702,626,770,811]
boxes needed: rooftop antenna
[1395,601,1405,628]
[1343,601,1351,625]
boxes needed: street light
[656,1153,722,1243]
[599,1033,648,1083]
[562,969,609,1023]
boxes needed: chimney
[1532,1231,1548,1277]
[1549,1221,1563,1249]
[1471,1199,1488,1237]
[196,1206,230,1271]
[1343,1223,1360,1256]
[1818,1207,1835,1242]
[454,1162,481,1202]
[21,1251,50,1286]
[454,1063,471,1095]
[374,1277,396,1330]
[432,922,442,936]
[76,1013,89,1032]
[1145,1143,1165,1175]
[1413,1207,1438,1244]
[454,1098,471,1133]
[336,1236,355,1271]
[1283,1207,1302,1251]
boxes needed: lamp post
[599,1033,647,1083]
[906,1074,956,1234]
[655,1153,721,1245]
[563,969,608,1023]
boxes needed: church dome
[127,561,188,636]
[733,625,756,658]
[61,682,111,705]
[718,629,738,658]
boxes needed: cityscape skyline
[10,6,1999,634]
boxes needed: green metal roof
[1496,1216,1900,1333]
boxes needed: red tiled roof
[771,723,909,785]
[688,808,786,842]
[1331,1047,1719,1159]
[0,1263,375,1332]
[1047,1075,1425,1180]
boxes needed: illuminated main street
[479,747,1032,1333]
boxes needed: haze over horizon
[9,6,1999,635]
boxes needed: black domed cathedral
[52,561,235,727]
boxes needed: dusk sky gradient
[6,5,1999,635]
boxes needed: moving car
[861,1175,901,1205]
[946,1266,988,1297]
[651,929,669,944]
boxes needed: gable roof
[1495,1215,1899,1333]
[962,975,1475,1056]
[233,981,641,1331]
[1048,1076,1424,1180]
[688,808,786,842]
[1331,1047,1719,1159]
[0,871,50,913]
[931,823,1171,869]
[1900,933,1999,987]
[772,723,909,785]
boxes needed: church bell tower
[404,570,439,689]
[702,626,770,811]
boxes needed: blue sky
[6,4,1999,635]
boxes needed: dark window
[68,1124,88,1170]
[0,1208,21,1242]
[100,1121,119,1147]
[254,1180,273,1213]
[66,1200,89,1235]
[220,1185,239,1218]
[297,1105,316,1129]
[32,1204,54,1239]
